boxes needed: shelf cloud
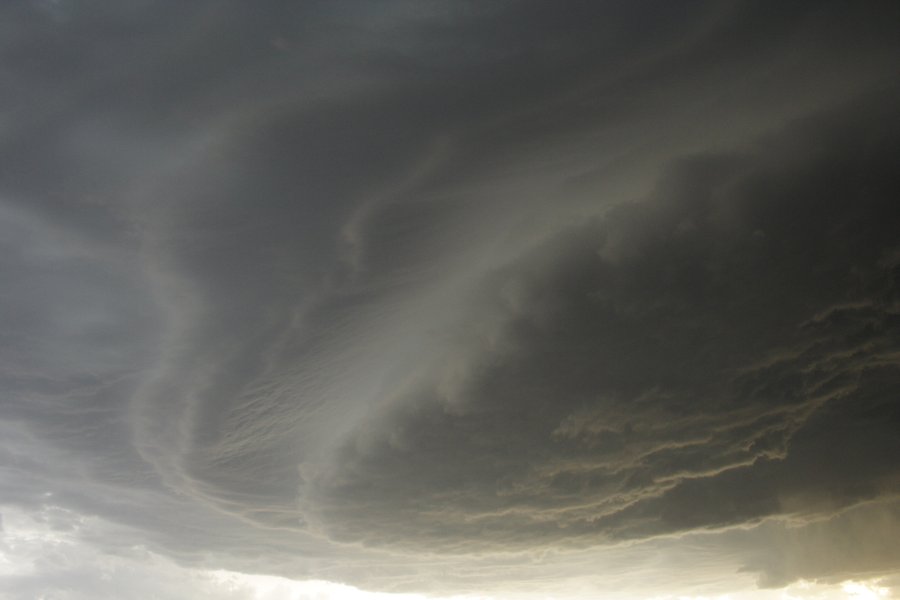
[1,1,899,599]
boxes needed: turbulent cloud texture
[307,90,900,555]
[1,1,899,599]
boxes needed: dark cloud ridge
[2,1,900,597]
[308,88,900,557]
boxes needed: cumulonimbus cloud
[305,88,900,555]
[2,2,900,598]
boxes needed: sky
[1,1,900,599]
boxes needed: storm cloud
[1,1,899,599]
[307,89,900,554]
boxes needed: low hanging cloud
[2,1,900,598]
[306,88,900,556]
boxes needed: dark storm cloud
[307,89,900,556]
[2,1,900,598]
[75,0,780,534]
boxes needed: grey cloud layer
[2,1,900,597]
[307,90,900,558]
